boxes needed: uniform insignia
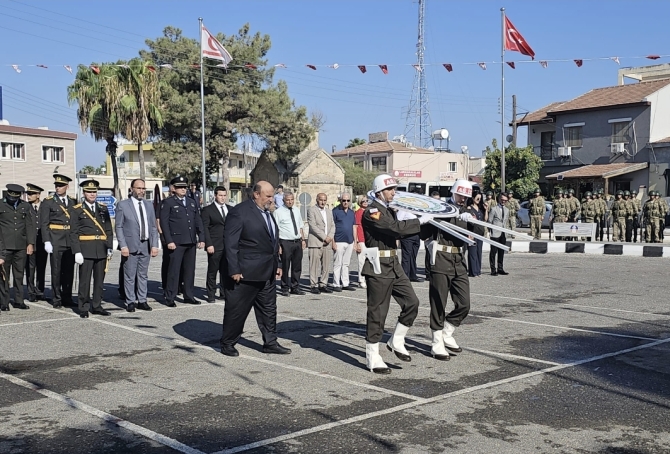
[369,208,379,214]
[98,202,107,206]
[370,212,381,220]
[45,196,53,200]
[73,204,82,209]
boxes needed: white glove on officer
[395,210,417,221]
[107,249,113,258]
[74,253,84,265]
[458,212,474,222]
[419,214,434,225]
[44,242,53,254]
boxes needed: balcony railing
[534,145,556,161]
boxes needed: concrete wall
[646,84,670,143]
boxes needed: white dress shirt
[133,198,149,239]
[215,202,228,218]
[319,206,328,233]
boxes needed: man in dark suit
[159,176,204,307]
[25,183,47,302]
[201,186,232,303]
[220,181,291,357]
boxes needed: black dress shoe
[263,343,292,355]
[216,294,225,300]
[310,287,320,295]
[28,296,37,303]
[165,300,176,307]
[91,309,111,316]
[138,302,152,311]
[184,299,202,305]
[332,286,342,292]
[15,303,29,310]
[280,290,290,297]
[220,345,239,357]
[206,298,216,303]
[498,269,509,275]
[0,306,9,312]
[290,289,306,295]
[52,302,62,309]
[126,303,136,312]
[320,286,333,294]
[372,366,392,375]
[491,270,498,276]
[386,344,412,362]
[80,311,89,318]
[410,277,425,283]
[343,285,357,291]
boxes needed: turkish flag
[504,16,535,60]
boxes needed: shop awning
[546,163,648,180]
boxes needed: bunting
[539,60,548,68]
[11,65,20,73]
[478,62,487,70]
[379,64,388,74]
[506,62,515,69]
[64,65,72,74]
[412,64,421,72]
[611,56,620,65]
[574,59,583,67]
[443,63,453,72]
[357,65,367,73]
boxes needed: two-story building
[96,143,164,201]
[517,78,670,197]
[0,122,78,197]
[331,132,469,197]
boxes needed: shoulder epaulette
[98,202,107,206]
[69,196,76,200]
[73,203,82,209]
[45,196,53,200]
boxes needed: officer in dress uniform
[40,174,77,308]
[159,176,205,307]
[25,184,47,302]
[70,180,113,318]
[420,179,473,361]
[0,184,35,311]
[361,174,434,374]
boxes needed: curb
[481,240,670,257]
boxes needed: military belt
[49,224,70,230]
[79,235,107,241]
[435,245,460,254]
[378,250,397,258]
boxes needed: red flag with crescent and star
[504,16,535,60]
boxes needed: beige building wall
[390,152,468,185]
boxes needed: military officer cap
[26,183,44,194]
[616,190,624,196]
[53,174,72,185]
[170,176,188,188]
[6,184,25,197]
[79,179,100,193]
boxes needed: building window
[42,146,65,163]
[1,142,25,161]
[565,127,582,147]
[371,156,387,172]
[448,162,457,173]
[238,160,244,169]
[353,158,364,168]
[145,190,154,201]
[611,121,631,143]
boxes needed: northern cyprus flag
[201,24,233,67]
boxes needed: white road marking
[0,372,206,454]
[212,336,670,454]
[0,316,78,327]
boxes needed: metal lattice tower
[403,0,432,148]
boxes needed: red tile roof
[332,141,433,156]
[652,136,670,144]
[516,102,566,125]
[546,163,648,180]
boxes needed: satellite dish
[506,134,514,143]
[460,145,468,153]
[432,128,449,140]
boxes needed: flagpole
[198,17,208,204]
[500,7,506,194]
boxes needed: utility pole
[512,94,517,147]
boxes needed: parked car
[516,201,553,228]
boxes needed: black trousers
[78,257,106,312]
[221,279,278,348]
[279,239,303,290]
[594,217,601,241]
[489,233,506,272]
[467,240,483,277]
[26,245,47,299]
[400,234,420,280]
[632,218,639,243]
[365,273,420,343]
[50,247,74,305]
[624,218,633,242]
[165,244,196,302]
[3,249,27,304]
[118,254,127,299]
[428,268,471,330]
[206,248,226,299]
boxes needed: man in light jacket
[488,193,510,276]
[307,193,335,294]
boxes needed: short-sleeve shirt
[354,208,365,243]
[332,206,355,243]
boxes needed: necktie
[34,205,38,213]
[220,205,226,221]
[88,203,95,215]
[61,197,66,206]
[264,210,274,241]
[182,198,186,207]
[138,201,147,240]
[288,207,298,236]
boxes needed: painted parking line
[212,335,670,454]
[0,372,206,454]
[0,316,79,327]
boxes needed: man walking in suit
[25,183,47,302]
[307,193,335,294]
[115,179,160,312]
[274,191,306,297]
[202,186,232,303]
[220,181,291,357]
[489,193,510,276]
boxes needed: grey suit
[115,197,159,305]
[488,204,509,272]
[307,205,336,288]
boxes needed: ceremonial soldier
[528,188,546,240]
[623,190,636,242]
[593,190,605,241]
[25,184,47,302]
[611,190,629,242]
[361,174,433,374]
[506,190,520,230]
[550,188,568,240]
[0,184,35,311]
[581,192,598,241]
[566,188,581,222]
[630,190,642,242]
[420,179,473,361]
[642,191,659,243]
[159,176,205,307]
[40,174,76,308]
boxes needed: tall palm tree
[67,63,125,198]
[117,58,164,181]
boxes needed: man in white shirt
[274,191,306,297]
[274,185,285,209]
[307,193,335,294]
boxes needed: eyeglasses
[134,187,146,190]
[341,199,350,202]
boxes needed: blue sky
[0,0,668,169]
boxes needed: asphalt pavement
[1,249,669,453]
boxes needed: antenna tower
[403,0,432,148]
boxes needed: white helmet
[372,174,398,193]
[451,179,473,198]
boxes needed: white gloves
[44,242,53,254]
[107,249,113,258]
[458,212,474,222]
[74,253,84,265]
[395,210,417,221]
[419,214,434,225]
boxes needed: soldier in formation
[630,190,642,243]
[593,190,606,241]
[580,192,599,241]
[528,188,546,240]
[25,184,47,302]
[611,190,630,242]
[550,188,568,240]
[643,191,668,243]
[506,190,520,230]
[658,191,669,241]
[623,191,636,242]
[565,188,581,222]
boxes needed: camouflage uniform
[528,190,546,240]
[506,195,520,230]
[565,190,580,222]
[581,193,598,241]
[611,192,629,242]
[631,191,642,243]
[643,194,660,243]
[623,192,636,242]
[550,191,568,240]
[657,192,668,241]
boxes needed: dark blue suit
[221,198,281,349]
[159,195,203,303]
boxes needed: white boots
[443,322,462,353]
[386,322,412,362]
[366,342,391,374]
[431,330,450,361]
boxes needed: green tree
[142,25,314,190]
[483,139,544,199]
[346,138,366,148]
[337,159,377,196]
[79,165,96,174]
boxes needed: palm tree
[67,63,125,198]
[117,58,164,181]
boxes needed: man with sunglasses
[488,193,510,276]
[331,192,357,292]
